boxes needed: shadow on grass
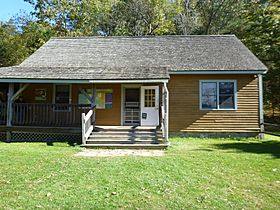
[214,140,280,158]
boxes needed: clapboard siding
[168,74,260,133]
[72,84,121,126]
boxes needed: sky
[0,0,33,21]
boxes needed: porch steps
[82,126,167,149]
[82,144,168,149]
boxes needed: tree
[232,0,280,114]
[89,0,181,36]
[0,14,54,67]
[175,0,246,35]
[0,20,27,67]
[24,0,84,36]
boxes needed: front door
[140,86,159,126]
[124,88,140,125]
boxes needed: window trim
[53,84,72,112]
[199,80,237,111]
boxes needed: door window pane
[201,82,217,109]
[144,89,156,107]
[219,82,235,109]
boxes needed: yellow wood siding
[72,84,121,126]
[168,74,260,133]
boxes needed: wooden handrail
[161,105,166,140]
[81,107,96,145]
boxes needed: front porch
[0,81,169,148]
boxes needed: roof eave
[168,69,268,75]
[0,78,169,84]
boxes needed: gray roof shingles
[0,66,169,80]
[0,35,267,80]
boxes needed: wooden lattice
[9,132,81,143]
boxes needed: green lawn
[0,135,279,209]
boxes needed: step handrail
[161,105,167,143]
[161,83,169,144]
[82,106,96,144]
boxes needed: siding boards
[72,84,121,126]
[168,74,260,133]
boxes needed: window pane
[78,89,92,108]
[201,82,217,109]
[55,85,70,104]
[219,82,235,109]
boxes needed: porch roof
[0,66,169,82]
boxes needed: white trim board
[89,79,168,83]
[258,74,264,139]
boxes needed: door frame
[121,84,142,126]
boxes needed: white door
[140,86,159,126]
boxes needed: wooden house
[0,35,267,148]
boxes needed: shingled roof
[0,66,168,80]
[0,35,267,81]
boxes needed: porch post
[91,84,96,126]
[6,83,14,142]
[7,83,14,127]
[91,84,96,108]
[164,82,169,143]
[258,74,264,139]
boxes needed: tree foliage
[232,0,280,112]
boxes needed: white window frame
[199,80,237,110]
[53,84,72,112]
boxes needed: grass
[0,135,279,209]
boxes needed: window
[200,80,237,110]
[54,84,71,111]
[95,89,113,109]
[78,89,92,108]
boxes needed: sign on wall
[96,89,113,109]
[35,89,47,101]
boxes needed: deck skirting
[170,131,259,138]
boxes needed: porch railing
[0,103,7,125]
[12,103,91,127]
[82,106,96,144]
